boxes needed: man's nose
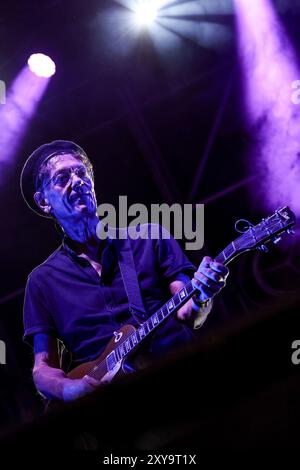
[71,173,84,189]
[72,174,90,194]
[70,171,81,184]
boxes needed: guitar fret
[152,312,159,325]
[235,235,249,250]
[179,287,187,301]
[173,294,179,308]
[162,305,169,318]
[186,281,194,295]
[119,344,125,358]
[115,347,121,362]
[173,293,181,307]
[157,309,164,321]
[125,339,131,353]
[167,298,175,312]
[138,325,145,339]
[147,317,154,331]
[131,332,138,345]
[215,251,226,263]
[224,243,235,258]
[135,329,140,342]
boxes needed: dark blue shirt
[23,224,196,368]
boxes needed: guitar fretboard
[114,213,294,361]
[94,206,295,378]
[113,280,196,363]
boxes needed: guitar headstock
[236,206,296,252]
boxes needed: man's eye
[54,173,69,186]
[77,168,87,179]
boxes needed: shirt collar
[62,234,113,264]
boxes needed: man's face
[36,154,97,221]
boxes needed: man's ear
[34,191,52,214]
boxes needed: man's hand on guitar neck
[170,256,229,328]
[192,256,229,304]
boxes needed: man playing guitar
[20,140,228,402]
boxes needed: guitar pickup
[106,351,117,372]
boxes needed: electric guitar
[65,207,296,385]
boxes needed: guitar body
[67,324,137,382]
[45,325,137,412]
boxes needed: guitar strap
[113,235,147,325]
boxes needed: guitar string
[235,220,287,250]
[88,237,251,378]
[87,217,290,379]
[87,288,194,379]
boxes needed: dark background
[0,0,300,437]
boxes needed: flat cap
[20,140,88,217]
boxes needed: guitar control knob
[113,331,123,342]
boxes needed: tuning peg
[272,236,282,244]
[258,244,269,252]
[287,229,295,235]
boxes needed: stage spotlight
[135,1,159,27]
[27,53,56,78]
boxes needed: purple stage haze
[235,0,300,217]
[0,65,51,182]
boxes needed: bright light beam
[0,60,53,184]
[27,53,56,78]
[234,0,300,217]
[135,1,159,26]
[112,0,233,54]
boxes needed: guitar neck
[113,241,241,363]
[89,206,295,379]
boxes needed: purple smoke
[235,0,300,216]
[0,65,51,182]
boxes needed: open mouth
[70,192,90,203]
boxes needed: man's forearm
[191,298,213,329]
[169,277,212,328]
[33,364,70,401]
